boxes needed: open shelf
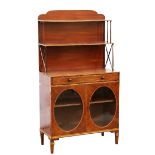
[39,42,113,47]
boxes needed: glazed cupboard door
[51,85,86,138]
[86,82,119,132]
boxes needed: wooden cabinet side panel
[39,73,51,129]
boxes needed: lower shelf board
[90,99,115,104]
[55,102,82,108]
[40,127,118,139]
[54,99,115,108]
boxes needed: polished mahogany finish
[39,10,119,153]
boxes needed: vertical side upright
[104,20,114,71]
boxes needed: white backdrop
[0,0,155,155]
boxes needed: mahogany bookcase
[38,10,119,154]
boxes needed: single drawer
[52,72,119,85]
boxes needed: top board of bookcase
[38,10,105,21]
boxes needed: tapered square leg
[115,131,119,144]
[50,140,54,154]
[40,131,44,145]
[101,132,104,136]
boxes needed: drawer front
[52,73,119,85]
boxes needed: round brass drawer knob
[100,76,104,80]
[67,78,72,82]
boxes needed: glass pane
[54,89,83,131]
[89,87,116,127]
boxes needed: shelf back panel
[39,22,104,44]
[40,46,104,72]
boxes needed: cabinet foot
[50,140,54,154]
[40,131,44,145]
[115,131,119,144]
[101,132,104,136]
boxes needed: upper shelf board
[38,19,111,22]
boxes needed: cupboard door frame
[51,84,86,138]
[86,81,119,132]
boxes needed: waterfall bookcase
[38,10,119,154]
